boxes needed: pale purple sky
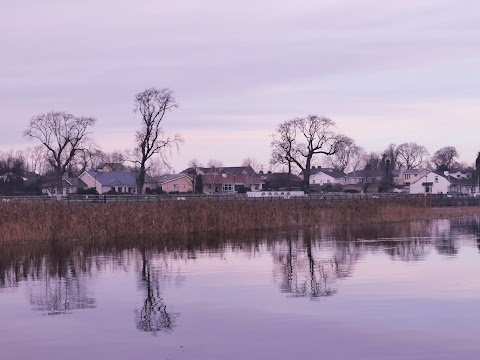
[1,0,479,171]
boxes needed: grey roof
[181,166,257,176]
[403,168,426,174]
[86,171,153,187]
[262,172,303,182]
[64,177,87,188]
[448,176,475,186]
[158,174,190,184]
[346,169,383,178]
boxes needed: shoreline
[1,199,479,244]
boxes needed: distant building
[309,167,347,186]
[158,174,193,193]
[79,170,154,194]
[409,171,450,194]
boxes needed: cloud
[1,0,479,170]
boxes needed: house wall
[449,184,479,194]
[161,177,193,193]
[410,172,450,194]
[310,173,342,185]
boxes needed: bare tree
[24,111,96,194]
[382,144,400,168]
[328,137,364,172]
[22,146,50,175]
[431,146,459,170]
[362,152,382,171]
[132,88,183,194]
[206,159,223,169]
[187,159,203,193]
[271,115,345,193]
[397,142,429,169]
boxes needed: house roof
[448,176,476,186]
[410,171,449,186]
[85,170,153,187]
[261,172,303,182]
[304,167,346,178]
[202,173,264,185]
[63,177,87,188]
[403,168,426,174]
[98,162,129,172]
[346,169,383,178]
[158,173,191,184]
[181,165,257,176]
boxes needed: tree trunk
[55,167,63,196]
[137,165,146,195]
[287,162,291,191]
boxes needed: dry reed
[0,198,479,243]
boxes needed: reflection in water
[0,218,479,329]
[135,249,177,334]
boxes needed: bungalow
[202,173,264,194]
[345,169,383,185]
[448,174,479,195]
[309,167,347,186]
[79,170,154,194]
[158,174,193,193]
[409,171,450,194]
[43,177,88,196]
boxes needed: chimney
[444,170,449,177]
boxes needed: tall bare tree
[24,111,96,194]
[431,146,459,170]
[187,159,203,193]
[382,144,400,168]
[271,115,344,193]
[328,137,364,172]
[206,159,223,169]
[396,142,429,169]
[132,88,183,194]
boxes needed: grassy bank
[1,198,479,243]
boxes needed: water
[1,219,480,360]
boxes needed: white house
[409,171,450,194]
[309,168,347,186]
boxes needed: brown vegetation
[1,198,479,243]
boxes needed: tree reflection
[273,231,338,299]
[134,249,177,334]
[27,243,96,315]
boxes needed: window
[66,188,70,194]
[173,184,179,190]
[222,184,234,191]
[405,174,411,180]
[312,180,315,184]
[435,177,438,183]
[111,187,115,191]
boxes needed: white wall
[310,172,344,185]
[410,172,450,194]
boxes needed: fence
[1,193,480,207]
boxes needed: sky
[1,0,479,172]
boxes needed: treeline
[270,114,480,192]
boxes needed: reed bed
[0,198,479,243]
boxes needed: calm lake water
[1,219,480,360]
